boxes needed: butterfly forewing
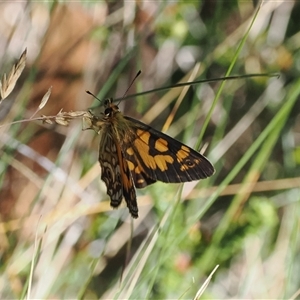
[122,116,215,184]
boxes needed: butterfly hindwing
[99,131,138,218]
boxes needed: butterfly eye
[104,108,112,116]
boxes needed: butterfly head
[102,98,119,117]
[83,97,123,133]
[87,98,119,118]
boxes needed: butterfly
[84,98,215,218]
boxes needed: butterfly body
[86,98,214,218]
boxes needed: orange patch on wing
[154,155,174,171]
[137,178,145,185]
[135,138,150,152]
[180,165,188,171]
[128,160,135,171]
[134,137,174,171]
[177,146,190,161]
[134,137,151,160]
[134,165,143,174]
[126,147,134,156]
[180,163,194,171]
[194,158,201,165]
[155,138,168,152]
[137,129,150,144]
[181,145,189,152]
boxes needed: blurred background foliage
[0,1,299,299]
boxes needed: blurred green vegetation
[0,1,299,299]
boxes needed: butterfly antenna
[114,72,280,102]
[86,90,102,103]
[117,70,142,105]
[86,70,141,106]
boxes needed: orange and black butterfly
[84,97,214,218]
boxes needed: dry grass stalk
[0,48,27,102]
[30,87,53,119]
[41,110,89,126]
[39,86,52,110]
